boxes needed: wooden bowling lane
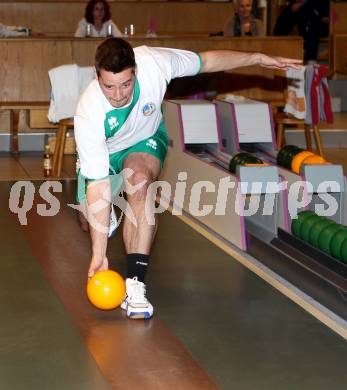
[0,182,108,390]
[6,181,218,390]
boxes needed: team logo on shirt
[142,102,156,116]
[108,116,119,130]
[146,139,157,150]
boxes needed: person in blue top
[75,37,301,320]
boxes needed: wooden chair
[52,118,74,177]
[275,111,324,157]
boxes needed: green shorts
[76,127,169,203]
[109,126,169,174]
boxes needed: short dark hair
[95,38,136,76]
[85,0,111,24]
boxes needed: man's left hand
[260,54,303,70]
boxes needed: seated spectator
[75,0,122,38]
[0,22,30,37]
[223,0,264,37]
[273,0,329,62]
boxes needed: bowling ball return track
[162,99,347,335]
[247,228,347,321]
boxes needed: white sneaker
[121,277,153,319]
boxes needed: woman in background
[75,0,122,38]
[223,0,264,37]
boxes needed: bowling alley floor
[1,114,347,389]
[0,167,347,389]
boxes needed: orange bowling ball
[291,151,314,174]
[87,270,125,310]
[301,155,327,165]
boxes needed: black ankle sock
[126,253,149,283]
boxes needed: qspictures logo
[8,169,340,233]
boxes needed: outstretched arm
[199,50,302,73]
[86,179,111,278]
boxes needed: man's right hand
[88,256,109,279]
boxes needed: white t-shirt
[75,45,201,179]
[75,18,122,38]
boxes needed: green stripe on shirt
[196,53,203,74]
